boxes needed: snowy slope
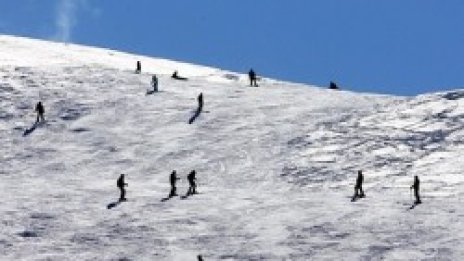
[1,35,463,260]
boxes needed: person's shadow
[106,198,126,209]
[23,121,40,136]
[188,109,202,124]
[161,186,180,202]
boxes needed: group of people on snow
[115,168,421,206]
[115,170,198,202]
[20,55,437,261]
[31,60,423,210]
[137,61,261,91]
[136,60,340,94]
[353,170,421,205]
[168,170,198,198]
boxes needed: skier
[151,74,158,92]
[329,81,339,90]
[186,170,197,196]
[352,170,365,200]
[35,101,45,123]
[198,255,204,261]
[248,69,258,87]
[197,93,203,112]
[135,61,141,74]
[169,170,180,197]
[117,174,128,201]
[410,175,421,204]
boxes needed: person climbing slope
[151,74,158,92]
[117,174,128,201]
[169,170,180,197]
[197,93,203,112]
[35,101,45,123]
[186,170,197,196]
[135,61,141,74]
[352,170,365,201]
[248,68,258,87]
[410,175,421,205]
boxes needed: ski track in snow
[1,35,464,260]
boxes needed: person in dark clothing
[197,93,203,112]
[171,71,188,80]
[329,81,339,90]
[186,170,197,196]
[248,69,258,87]
[169,170,180,197]
[35,101,45,123]
[410,175,421,204]
[197,255,204,261]
[352,170,365,200]
[135,61,141,74]
[117,174,128,201]
[152,74,158,92]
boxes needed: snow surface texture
[1,35,463,260]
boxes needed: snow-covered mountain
[1,35,463,260]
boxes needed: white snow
[1,35,463,260]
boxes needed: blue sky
[1,0,463,95]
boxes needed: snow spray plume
[54,0,81,43]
